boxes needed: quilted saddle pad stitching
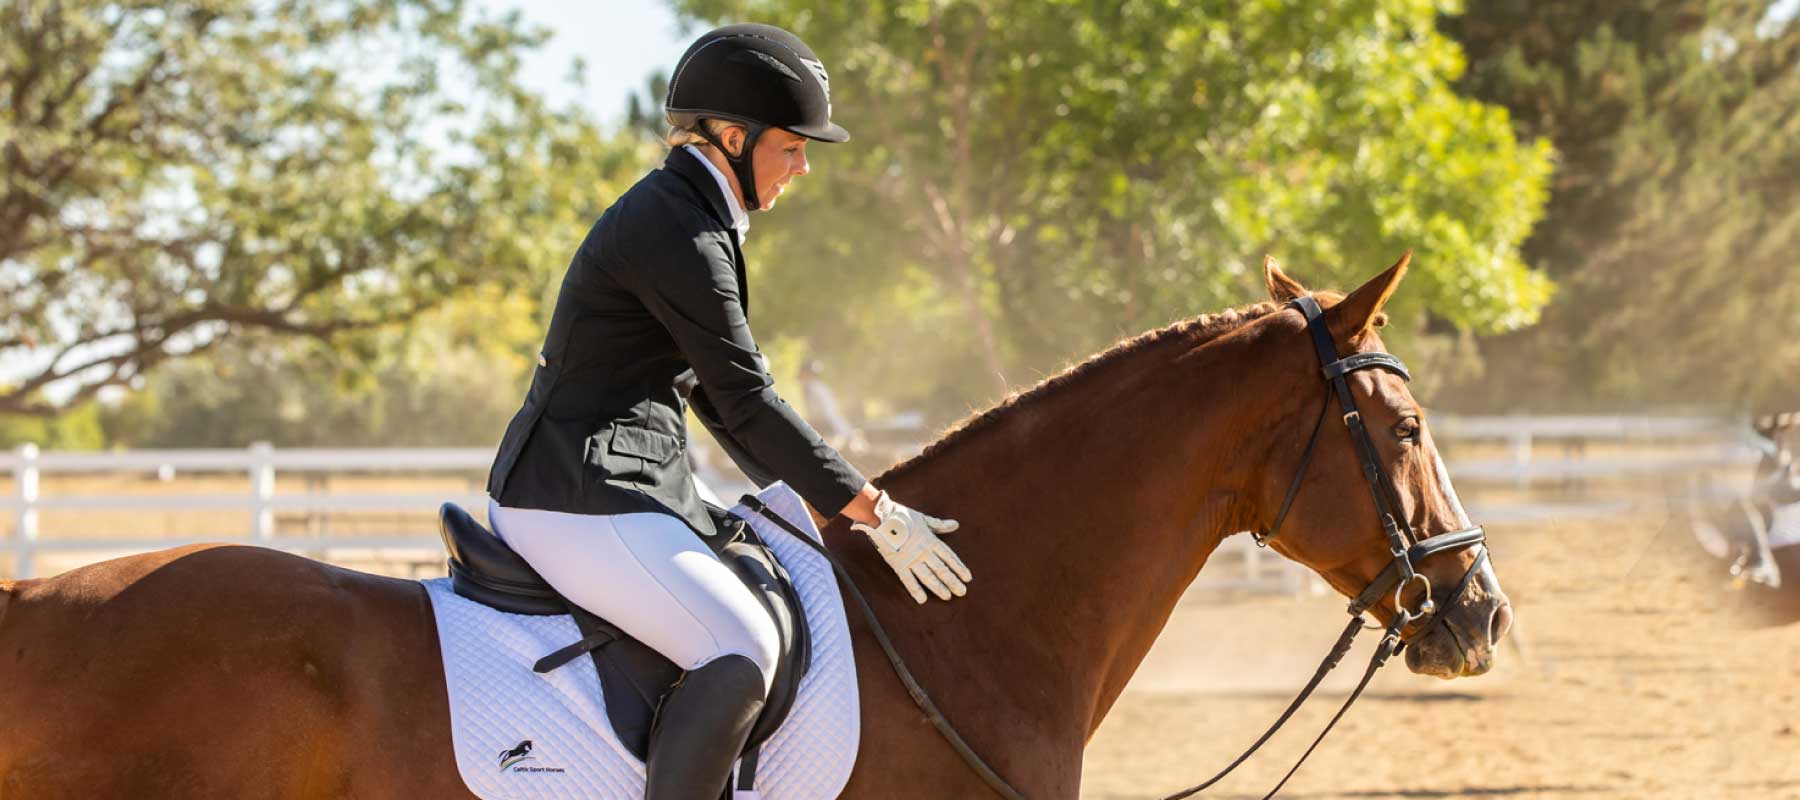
[427,482,860,800]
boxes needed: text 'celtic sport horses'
[0,254,1511,798]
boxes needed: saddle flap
[556,522,814,764]
[720,532,812,753]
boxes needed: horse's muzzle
[1404,558,1511,679]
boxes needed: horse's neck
[864,335,1272,746]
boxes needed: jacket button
[537,353,548,367]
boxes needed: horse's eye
[1394,418,1421,443]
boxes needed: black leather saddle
[436,501,812,763]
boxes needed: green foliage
[0,0,647,417]
[625,72,674,144]
[101,286,552,447]
[1441,1,1800,411]
[0,403,104,450]
[669,0,1552,414]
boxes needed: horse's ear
[1325,250,1410,343]
[1264,255,1306,303]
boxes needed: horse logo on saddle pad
[497,741,532,771]
[424,483,860,799]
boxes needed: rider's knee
[709,610,779,696]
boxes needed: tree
[666,0,1552,415]
[1440,0,1800,410]
[99,287,549,448]
[0,0,637,417]
[0,401,103,449]
[625,71,673,144]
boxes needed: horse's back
[0,545,470,799]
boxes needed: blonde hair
[664,117,744,149]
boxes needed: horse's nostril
[1489,602,1513,645]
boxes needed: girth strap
[532,627,620,674]
[737,745,761,792]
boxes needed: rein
[735,494,1028,800]
[733,295,1488,799]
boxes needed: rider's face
[748,128,809,210]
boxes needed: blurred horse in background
[1678,413,1800,625]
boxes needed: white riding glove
[852,491,971,603]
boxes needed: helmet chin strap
[698,122,768,214]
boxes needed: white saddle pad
[425,483,860,799]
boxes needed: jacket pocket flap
[608,424,679,461]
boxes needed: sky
[477,1,695,126]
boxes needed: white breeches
[487,500,779,694]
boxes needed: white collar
[683,145,750,242]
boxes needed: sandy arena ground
[1080,513,1800,799]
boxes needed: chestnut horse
[0,257,1512,798]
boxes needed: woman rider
[484,23,971,799]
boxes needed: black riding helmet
[665,23,847,212]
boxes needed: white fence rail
[0,415,1761,581]
[0,443,494,578]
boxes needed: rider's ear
[720,125,747,158]
[1264,255,1307,303]
[1325,250,1409,344]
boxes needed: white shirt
[683,144,750,242]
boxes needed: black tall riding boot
[644,654,766,800]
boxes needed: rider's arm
[685,379,780,489]
[620,224,867,519]
[621,214,966,602]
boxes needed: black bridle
[1161,295,1490,799]
[739,295,1491,800]
[1261,295,1489,628]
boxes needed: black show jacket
[487,147,867,536]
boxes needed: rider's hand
[851,491,970,603]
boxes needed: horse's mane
[884,295,1333,478]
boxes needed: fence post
[250,441,275,543]
[1510,427,1533,489]
[15,443,39,579]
